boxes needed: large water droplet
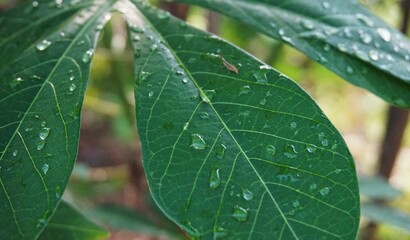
[36,40,51,51]
[283,144,297,158]
[215,144,226,159]
[265,145,276,157]
[190,134,207,150]
[242,189,254,201]
[82,49,94,63]
[377,28,391,42]
[42,164,49,174]
[39,127,50,140]
[320,187,330,196]
[209,168,221,190]
[232,206,248,222]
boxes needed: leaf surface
[361,202,410,232]
[172,0,410,107]
[124,1,360,239]
[38,201,109,240]
[0,1,114,239]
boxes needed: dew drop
[39,127,50,140]
[292,200,301,208]
[37,141,45,150]
[360,33,372,44]
[265,145,276,157]
[242,189,254,201]
[36,40,51,51]
[356,13,374,27]
[190,134,207,150]
[368,50,379,61]
[253,69,269,83]
[335,169,342,174]
[320,187,330,196]
[310,183,317,190]
[32,1,39,7]
[305,144,317,153]
[321,139,329,147]
[9,77,23,89]
[215,144,227,159]
[238,85,251,96]
[283,144,297,158]
[377,28,391,42]
[346,66,354,74]
[149,44,158,52]
[323,44,331,52]
[322,1,330,9]
[25,127,33,132]
[148,91,154,98]
[157,11,170,20]
[301,20,315,30]
[12,150,18,157]
[36,218,47,228]
[163,122,174,131]
[290,122,297,129]
[42,164,49,174]
[232,206,248,222]
[209,168,221,190]
[133,35,140,41]
[182,78,189,84]
[259,99,267,106]
[82,49,94,63]
[69,84,76,92]
[213,227,228,239]
[200,90,216,103]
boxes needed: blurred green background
[1,0,410,239]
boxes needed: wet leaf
[173,0,410,107]
[0,1,114,239]
[126,1,360,239]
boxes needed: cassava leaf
[0,0,115,239]
[38,201,109,240]
[124,1,360,239]
[362,202,410,232]
[172,0,410,108]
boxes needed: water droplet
[253,69,269,83]
[238,85,251,96]
[12,150,18,157]
[319,187,330,196]
[182,78,189,84]
[265,145,276,157]
[242,189,254,201]
[37,141,45,150]
[301,20,315,30]
[36,218,47,228]
[209,168,221,190]
[69,84,76,92]
[360,33,372,44]
[368,50,379,61]
[213,227,228,239]
[175,70,185,76]
[335,169,342,174]
[190,134,207,150]
[306,144,317,153]
[356,13,374,27]
[321,139,329,147]
[259,99,267,106]
[95,24,104,31]
[42,164,49,174]
[346,66,354,74]
[9,77,23,89]
[215,144,226,159]
[310,183,317,190]
[149,44,158,52]
[323,44,331,51]
[36,40,51,51]
[232,206,248,222]
[163,122,174,131]
[82,49,94,63]
[130,25,145,33]
[283,144,297,158]
[32,1,39,7]
[133,35,140,41]
[321,1,330,9]
[292,200,301,208]
[318,132,325,140]
[55,186,62,199]
[200,90,216,103]
[39,128,50,140]
[290,122,297,129]
[377,28,391,42]
[157,11,170,20]
[25,127,33,132]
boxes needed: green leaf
[125,1,360,239]
[362,202,410,232]
[0,1,115,239]
[359,176,401,201]
[38,201,109,240]
[172,0,410,108]
[87,204,181,239]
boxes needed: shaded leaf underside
[124,1,360,239]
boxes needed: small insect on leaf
[221,56,238,74]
